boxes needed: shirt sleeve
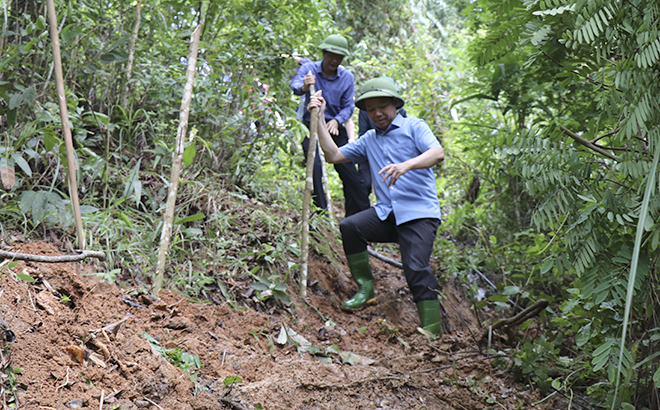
[412,119,441,153]
[333,72,355,125]
[291,62,313,95]
[340,131,369,162]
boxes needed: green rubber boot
[341,251,375,311]
[416,299,443,336]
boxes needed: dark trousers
[301,122,370,217]
[357,159,372,197]
[340,208,441,302]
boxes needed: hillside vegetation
[1,0,660,409]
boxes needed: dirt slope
[0,241,563,410]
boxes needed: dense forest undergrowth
[2,0,660,409]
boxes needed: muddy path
[0,241,565,410]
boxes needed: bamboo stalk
[45,0,85,250]
[121,0,142,108]
[153,24,202,295]
[301,90,322,298]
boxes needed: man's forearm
[406,147,445,170]
[317,116,349,164]
[345,118,356,142]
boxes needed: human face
[322,51,344,72]
[365,97,398,131]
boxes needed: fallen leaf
[94,340,111,360]
[88,352,107,368]
[65,346,86,364]
[0,166,14,190]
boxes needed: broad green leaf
[79,205,98,214]
[61,25,83,43]
[43,128,59,152]
[488,295,509,303]
[8,93,22,110]
[250,282,269,291]
[36,15,46,30]
[575,323,591,348]
[22,87,36,103]
[16,273,35,283]
[541,259,554,274]
[11,154,31,177]
[174,212,205,225]
[502,286,519,296]
[643,215,654,231]
[551,378,562,390]
[223,375,242,386]
[593,339,614,357]
[183,143,196,166]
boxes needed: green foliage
[459,0,660,406]
[222,375,242,386]
[250,273,291,304]
[7,0,660,406]
[142,331,202,393]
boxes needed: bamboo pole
[46,0,85,250]
[121,0,142,109]
[153,24,202,295]
[301,90,322,298]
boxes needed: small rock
[66,399,83,408]
[134,400,150,408]
[165,317,191,330]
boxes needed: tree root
[479,299,549,342]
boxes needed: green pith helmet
[355,77,405,110]
[319,34,350,57]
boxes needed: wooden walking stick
[308,82,334,221]
[46,0,85,249]
[300,90,322,298]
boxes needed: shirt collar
[376,112,403,135]
[317,60,340,80]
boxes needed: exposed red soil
[0,241,564,410]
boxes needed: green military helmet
[319,34,350,57]
[355,77,405,110]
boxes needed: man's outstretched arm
[308,94,350,164]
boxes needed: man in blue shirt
[291,34,370,217]
[357,77,407,199]
[308,77,444,335]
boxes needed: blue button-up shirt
[291,60,354,125]
[340,114,442,225]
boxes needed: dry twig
[0,250,106,262]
